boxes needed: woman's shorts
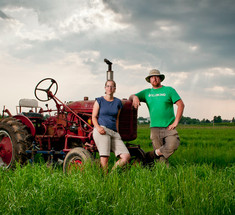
[93,126,130,157]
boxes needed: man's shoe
[145,150,160,163]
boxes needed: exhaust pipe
[104,58,113,81]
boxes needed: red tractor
[0,59,146,172]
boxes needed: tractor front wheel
[63,147,93,173]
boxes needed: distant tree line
[137,116,150,124]
[180,115,235,125]
[138,115,235,125]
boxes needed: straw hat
[145,69,165,83]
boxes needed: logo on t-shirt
[148,93,166,97]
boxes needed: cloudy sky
[0,0,235,120]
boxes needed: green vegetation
[0,125,234,215]
[138,115,235,125]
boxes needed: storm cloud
[0,0,235,120]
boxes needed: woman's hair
[105,80,116,87]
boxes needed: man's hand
[167,122,178,130]
[131,95,141,109]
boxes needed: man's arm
[129,94,141,109]
[168,99,185,130]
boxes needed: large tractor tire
[0,117,32,169]
[63,147,94,174]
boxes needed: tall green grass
[0,125,234,215]
[175,125,235,168]
[0,163,234,215]
[132,124,235,168]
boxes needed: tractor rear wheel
[63,147,93,173]
[0,117,31,168]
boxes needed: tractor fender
[14,114,36,137]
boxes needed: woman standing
[92,80,130,171]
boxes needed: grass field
[132,124,235,168]
[0,125,234,215]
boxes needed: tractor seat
[18,99,43,119]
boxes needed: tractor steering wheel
[34,78,58,102]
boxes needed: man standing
[129,69,185,164]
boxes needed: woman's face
[105,80,116,95]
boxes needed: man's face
[150,76,161,88]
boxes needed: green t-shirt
[135,86,181,127]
